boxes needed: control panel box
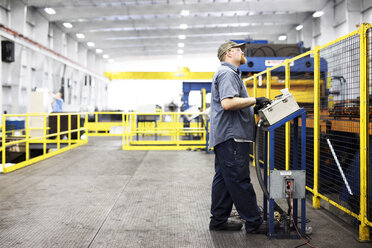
[259,93,300,126]
[269,170,306,199]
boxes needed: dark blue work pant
[210,139,263,232]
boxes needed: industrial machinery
[254,89,309,239]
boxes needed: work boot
[246,221,280,235]
[209,220,243,231]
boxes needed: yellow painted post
[121,113,126,150]
[77,114,81,141]
[95,113,98,134]
[313,46,321,209]
[285,59,290,170]
[85,113,88,135]
[358,23,370,241]
[266,71,272,173]
[2,115,6,170]
[43,115,47,155]
[253,74,258,167]
[176,113,180,146]
[131,113,134,143]
[253,74,258,98]
[57,114,60,150]
[68,114,71,146]
[201,88,207,139]
[201,88,206,112]
[25,115,29,161]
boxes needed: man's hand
[255,97,270,106]
[254,105,261,115]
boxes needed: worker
[209,41,270,234]
[49,91,64,112]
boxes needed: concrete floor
[0,137,371,248]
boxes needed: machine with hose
[254,89,312,240]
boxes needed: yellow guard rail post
[313,46,321,209]
[358,23,370,242]
[285,59,290,170]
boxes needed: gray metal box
[258,93,300,126]
[269,170,306,199]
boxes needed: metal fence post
[43,115,47,155]
[266,70,272,174]
[25,115,29,161]
[253,74,257,167]
[2,115,6,171]
[57,115,60,150]
[285,59,290,170]
[359,23,370,242]
[313,46,321,209]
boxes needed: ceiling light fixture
[296,25,303,31]
[87,42,95,47]
[278,35,287,41]
[103,54,109,59]
[177,55,183,60]
[178,50,184,54]
[63,22,73,28]
[180,24,188,29]
[178,43,185,48]
[96,49,103,54]
[181,10,190,16]
[178,35,186,40]
[44,8,56,15]
[76,33,85,39]
[108,59,114,63]
[312,11,324,18]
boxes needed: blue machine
[182,82,211,111]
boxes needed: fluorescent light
[76,33,85,39]
[44,8,56,15]
[278,35,287,41]
[96,49,103,54]
[178,50,184,54]
[313,11,324,18]
[103,54,109,59]
[180,24,188,29]
[87,42,95,47]
[63,22,73,28]
[178,43,185,48]
[108,59,114,63]
[177,55,183,60]
[178,35,186,40]
[296,25,303,31]
[181,10,190,16]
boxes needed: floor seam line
[87,151,149,248]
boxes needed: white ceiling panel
[24,0,328,60]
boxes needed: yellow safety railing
[245,23,371,241]
[0,127,26,137]
[84,112,124,136]
[122,112,207,150]
[1,112,87,173]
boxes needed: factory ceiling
[25,0,328,60]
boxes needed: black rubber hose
[255,119,285,216]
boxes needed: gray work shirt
[209,62,255,149]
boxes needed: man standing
[49,91,64,113]
[209,41,270,234]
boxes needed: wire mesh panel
[269,67,287,171]
[319,34,361,217]
[287,57,316,189]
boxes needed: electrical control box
[258,90,300,126]
[269,170,306,199]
